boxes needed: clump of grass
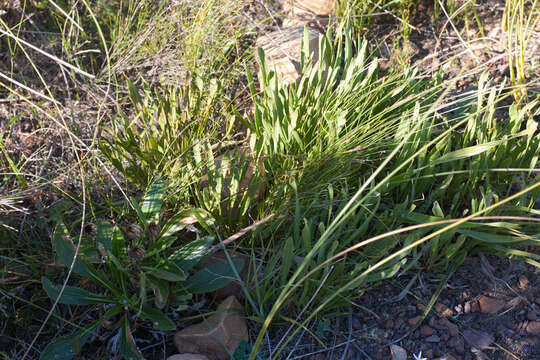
[245,26,539,358]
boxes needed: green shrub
[41,180,243,359]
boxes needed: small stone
[526,310,537,321]
[464,302,471,313]
[352,315,362,330]
[478,296,505,314]
[445,320,459,337]
[255,27,320,85]
[435,303,453,317]
[525,321,540,335]
[507,296,521,308]
[389,344,407,360]
[426,335,441,343]
[454,304,463,314]
[462,330,493,350]
[174,296,248,360]
[448,336,465,354]
[167,355,210,360]
[437,355,457,360]
[408,316,422,326]
[420,325,434,336]
[518,275,529,288]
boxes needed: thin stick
[0,28,95,79]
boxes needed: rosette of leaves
[41,180,243,360]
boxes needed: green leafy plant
[188,141,264,230]
[246,25,539,359]
[502,0,539,104]
[99,76,227,190]
[41,180,243,359]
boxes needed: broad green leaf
[53,223,92,278]
[120,316,144,360]
[169,236,214,272]
[96,220,114,252]
[140,305,175,330]
[144,260,186,282]
[183,259,244,294]
[141,179,165,224]
[42,277,115,305]
[111,225,126,258]
[281,238,294,284]
[147,275,170,309]
[40,321,100,360]
[53,224,117,295]
[432,201,444,217]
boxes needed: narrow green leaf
[42,277,115,305]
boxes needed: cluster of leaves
[243,26,539,358]
[41,180,243,359]
[100,77,225,190]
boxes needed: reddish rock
[526,321,540,335]
[470,300,480,313]
[518,275,529,288]
[174,296,248,360]
[167,355,209,360]
[435,303,453,317]
[283,0,334,27]
[478,296,505,314]
[255,27,320,85]
[420,325,434,336]
[408,316,422,326]
[507,296,521,308]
